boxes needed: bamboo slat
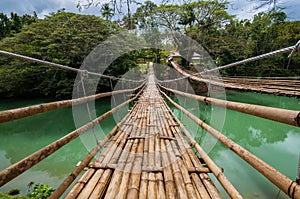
[162,89,300,199]
[0,88,143,187]
[63,62,238,199]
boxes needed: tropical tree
[133,1,158,29]
[0,11,119,98]
[101,3,114,20]
[0,12,37,40]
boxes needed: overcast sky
[0,0,299,20]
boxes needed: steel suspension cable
[156,40,300,83]
[0,50,145,83]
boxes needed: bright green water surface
[0,92,299,198]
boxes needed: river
[0,91,299,198]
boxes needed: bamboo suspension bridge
[0,44,300,198]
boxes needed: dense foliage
[0,11,120,98]
[0,12,37,40]
[132,1,300,77]
[0,1,299,98]
[0,182,55,199]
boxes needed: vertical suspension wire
[80,71,99,145]
[122,79,126,101]
[128,80,131,90]
[110,78,121,122]
[198,75,212,144]
[181,80,189,121]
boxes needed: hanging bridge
[0,43,300,199]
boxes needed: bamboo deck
[65,66,222,199]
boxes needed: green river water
[0,91,299,198]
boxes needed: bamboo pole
[103,102,144,198]
[153,105,166,199]
[161,90,243,198]
[168,122,218,198]
[126,135,144,198]
[51,105,136,199]
[148,105,158,199]
[0,89,143,187]
[65,168,96,198]
[160,138,177,199]
[49,125,118,199]
[115,109,143,199]
[0,83,144,124]
[172,122,219,199]
[161,90,300,199]
[63,105,139,198]
[156,105,200,199]
[159,84,300,127]
[139,116,149,198]
[163,124,189,198]
[77,110,136,198]
[77,169,105,198]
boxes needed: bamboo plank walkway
[65,65,223,199]
[0,62,299,198]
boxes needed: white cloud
[0,0,299,20]
[228,0,300,20]
[0,0,101,18]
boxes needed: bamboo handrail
[160,90,243,199]
[169,61,226,87]
[0,87,144,187]
[161,89,300,199]
[0,82,144,124]
[49,125,119,199]
[49,102,137,199]
[169,61,300,97]
[159,84,300,127]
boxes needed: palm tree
[101,3,114,20]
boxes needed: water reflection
[0,97,115,194]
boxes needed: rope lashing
[287,40,300,69]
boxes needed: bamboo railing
[1,61,299,198]
[169,61,300,97]
[0,87,144,187]
[0,83,144,124]
[62,62,240,198]
[159,92,242,198]
[159,84,300,127]
[160,89,300,199]
[49,102,138,198]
